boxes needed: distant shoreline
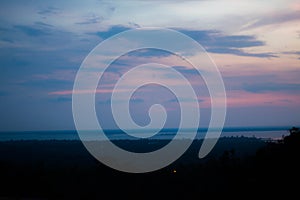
[0,126,293,133]
[0,126,290,141]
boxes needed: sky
[0,0,300,131]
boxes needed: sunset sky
[0,0,300,131]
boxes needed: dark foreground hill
[0,131,299,199]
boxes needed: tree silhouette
[283,126,300,146]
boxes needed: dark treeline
[0,128,299,199]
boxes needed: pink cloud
[226,91,300,107]
[49,88,128,95]
[34,70,76,81]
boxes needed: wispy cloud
[243,82,300,93]
[92,25,277,58]
[179,29,277,58]
[94,25,131,39]
[75,14,103,25]
[226,91,288,107]
[244,11,300,29]
[14,25,50,37]
[98,97,144,105]
[179,29,265,48]
[37,6,61,16]
[282,51,300,55]
[208,48,277,58]
[166,98,204,103]
[34,21,54,27]
[49,88,131,95]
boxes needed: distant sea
[0,127,291,141]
